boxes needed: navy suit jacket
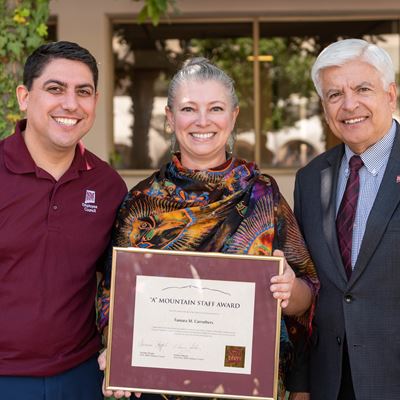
[293,121,400,399]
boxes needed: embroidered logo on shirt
[85,190,96,203]
[82,190,98,213]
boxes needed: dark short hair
[23,41,99,90]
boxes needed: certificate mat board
[106,247,283,400]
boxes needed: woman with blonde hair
[99,57,318,400]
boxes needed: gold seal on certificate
[224,346,246,368]
[106,248,283,400]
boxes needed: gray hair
[312,38,395,98]
[167,57,239,110]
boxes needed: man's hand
[289,392,310,400]
[98,349,136,399]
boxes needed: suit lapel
[350,127,400,283]
[321,145,349,285]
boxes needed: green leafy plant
[134,0,177,26]
[0,0,49,139]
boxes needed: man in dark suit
[294,38,399,400]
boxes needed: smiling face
[166,79,239,170]
[17,58,98,157]
[320,59,397,154]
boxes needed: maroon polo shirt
[0,120,127,376]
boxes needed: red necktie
[336,155,364,279]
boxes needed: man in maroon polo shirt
[0,41,127,399]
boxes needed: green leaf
[152,0,166,12]
[147,0,156,20]
[19,8,31,18]
[152,14,160,26]
[26,35,43,49]
[36,23,48,37]
[0,36,7,48]
[15,25,28,39]
[135,0,174,25]
[7,41,23,57]
[6,32,17,42]
[137,6,148,24]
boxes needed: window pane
[364,33,400,120]
[257,35,319,167]
[112,19,400,170]
[112,22,253,170]
[260,20,400,168]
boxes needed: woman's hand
[98,349,137,399]
[269,249,312,316]
[270,249,296,309]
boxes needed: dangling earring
[170,132,178,155]
[165,121,178,155]
[226,130,237,156]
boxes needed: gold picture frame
[106,247,283,400]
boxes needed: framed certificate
[106,247,283,400]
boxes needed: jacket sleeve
[274,173,315,392]
[284,170,312,392]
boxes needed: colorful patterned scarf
[98,155,318,399]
